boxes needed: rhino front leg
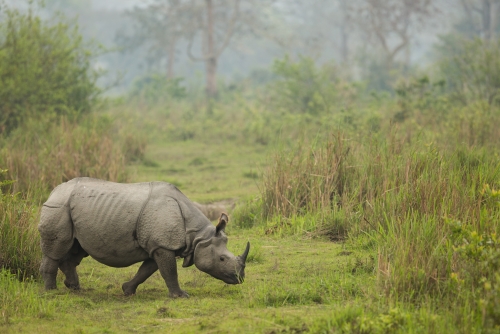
[122,259,158,296]
[153,248,189,298]
[58,243,88,290]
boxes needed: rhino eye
[220,256,225,262]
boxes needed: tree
[350,0,438,67]
[120,0,278,98]
[459,0,500,41]
[0,5,100,134]
[183,0,240,97]
[118,0,186,79]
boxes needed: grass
[0,115,135,195]
[129,138,267,203]
[3,71,500,332]
[0,232,479,333]
[0,234,377,333]
[3,102,500,332]
[0,269,57,325]
[0,178,41,279]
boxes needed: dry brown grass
[0,116,131,194]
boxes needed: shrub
[270,55,340,115]
[0,5,101,134]
[436,36,500,105]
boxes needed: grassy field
[1,234,377,333]
[0,133,378,333]
[130,140,266,203]
[2,127,489,333]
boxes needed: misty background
[3,0,499,95]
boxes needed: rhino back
[69,180,151,267]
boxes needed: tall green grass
[244,113,500,329]
[0,174,40,279]
[0,269,56,324]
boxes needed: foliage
[449,194,500,330]
[0,4,101,134]
[436,36,500,105]
[270,55,340,115]
[394,75,447,122]
[0,171,40,279]
[130,75,187,104]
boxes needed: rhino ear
[216,213,228,235]
[182,254,194,267]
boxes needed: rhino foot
[64,280,80,290]
[122,282,137,296]
[168,290,189,298]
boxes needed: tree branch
[214,0,240,57]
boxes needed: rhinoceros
[38,177,249,298]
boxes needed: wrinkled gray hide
[38,177,249,298]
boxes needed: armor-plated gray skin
[38,177,250,298]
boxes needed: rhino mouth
[222,272,244,285]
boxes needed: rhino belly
[70,181,151,267]
[77,232,149,268]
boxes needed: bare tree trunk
[482,0,492,41]
[492,1,499,40]
[205,0,218,97]
[166,35,177,79]
[339,1,349,64]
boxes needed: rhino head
[193,213,250,284]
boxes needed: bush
[436,36,500,105]
[270,55,340,115]
[256,124,500,313]
[0,5,100,134]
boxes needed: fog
[5,0,499,94]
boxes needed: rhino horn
[239,242,250,263]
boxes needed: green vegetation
[0,6,100,135]
[2,3,500,333]
[0,172,41,279]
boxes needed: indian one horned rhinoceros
[38,177,250,298]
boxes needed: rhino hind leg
[153,248,189,298]
[122,259,158,296]
[40,255,59,290]
[58,239,88,290]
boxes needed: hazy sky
[90,0,151,10]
